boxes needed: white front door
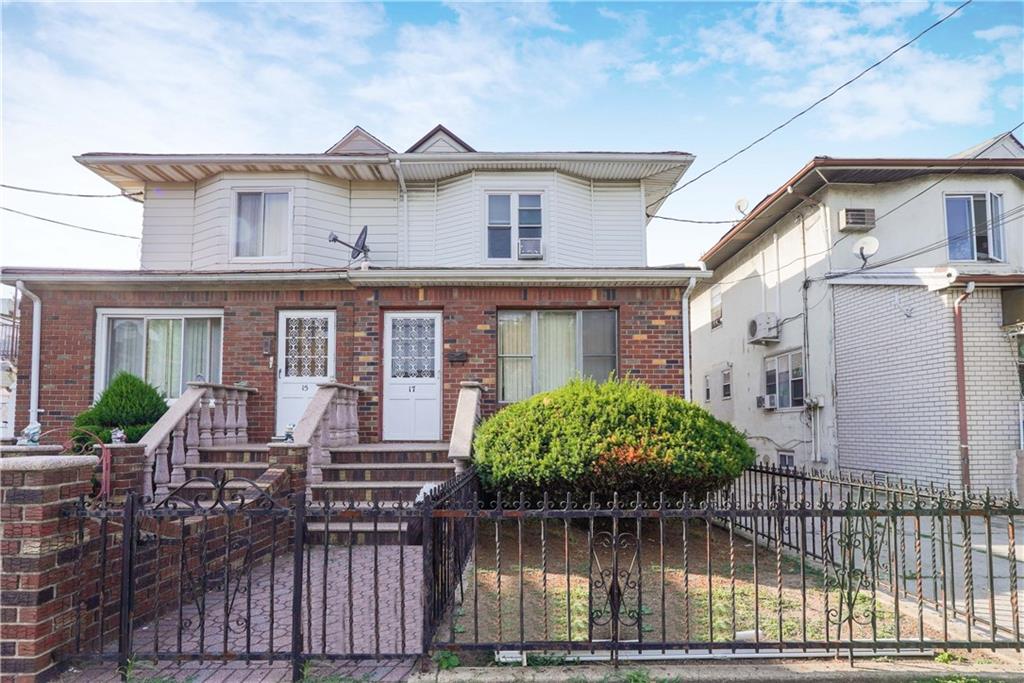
[383,311,442,441]
[276,310,336,437]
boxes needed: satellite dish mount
[851,235,880,268]
[328,225,371,268]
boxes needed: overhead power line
[1,183,143,201]
[0,206,141,240]
[646,0,973,213]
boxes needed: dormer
[325,126,396,155]
[405,124,476,154]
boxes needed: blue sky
[1,1,1021,270]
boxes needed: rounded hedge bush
[71,372,168,451]
[473,378,755,501]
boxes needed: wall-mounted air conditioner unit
[839,208,876,232]
[518,237,543,259]
[747,312,780,345]
[757,394,778,410]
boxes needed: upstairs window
[487,193,543,260]
[234,190,290,259]
[945,193,1005,262]
[710,285,723,329]
[765,350,804,409]
[98,310,222,399]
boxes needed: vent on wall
[839,208,876,232]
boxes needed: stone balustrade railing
[292,383,364,491]
[138,383,258,500]
[448,381,483,474]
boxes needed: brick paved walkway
[61,546,423,681]
[59,659,416,682]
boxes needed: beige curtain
[146,319,182,398]
[498,312,532,402]
[537,312,577,392]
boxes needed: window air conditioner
[839,208,876,232]
[518,237,543,259]
[757,394,778,410]
[747,312,780,345]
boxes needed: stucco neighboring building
[689,133,1024,494]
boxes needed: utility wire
[645,0,973,213]
[0,206,141,240]
[1,183,143,200]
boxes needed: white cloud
[625,61,661,83]
[974,24,1023,42]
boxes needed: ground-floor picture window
[98,310,223,399]
[765,349,804,409]
[497,309,617,403]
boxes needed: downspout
[681,276,697,402]
[953,281,975,490]
[15,281,41,427]
[393,158,408,266]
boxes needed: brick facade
[834,285,1020,491]
[15,283,685,444]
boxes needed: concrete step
[319,462,456,482]
[184,462,268,480]
[309,480,441,503]
[197,444,270,464]
[304,520,413,546]
[329,442,449,464]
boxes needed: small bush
[71,373,168,450]
[473,378,756,501]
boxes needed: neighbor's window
[721,368,732,400]
[497,309,616,402]
[765,350,804,409]
[945,193,1005,262]
[100,311,222,399]
[704,375,711,402]
[234,190,290,258]
[710,285,723,329]
[487,193,543,260]
[778,450,795,469]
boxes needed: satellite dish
[852,235,880,267]
[327,226,371,261]
[735,198,749,216]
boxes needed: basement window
[945,193,1005,262]
[778,450,795,469]
[96,309,223,399]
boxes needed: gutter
[681,277,697,401]
[345,268,711,287]
[953,282,975,490]
[15,281,41,427]
[0,270,357,286]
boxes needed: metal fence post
[421,496,435,668]
[291,493,306,683]
[117,492,137,682]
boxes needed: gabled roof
[953,132,1024,160]
[325,126,395,154]
[405,124,476,153]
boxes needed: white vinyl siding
[592,181,645,266]
[554,174,592,266]
[140,184,194,269]
[434,175,477,265]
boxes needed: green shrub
[71,373,168,450]
[473,378,756,501]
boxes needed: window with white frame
[710,285,723,329]
[765,350,804,409]
[234,190,291,258]
[487,193,542,260]
[721,368,732,400]
[778,450,795,469]
[97,310,223,399]
[497,309,616,402]
[945,193,1005,262]
[704,375,711,402]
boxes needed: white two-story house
[690,133,1024,494]
[3,125,708,452]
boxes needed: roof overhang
[701,157,1024,270]
[74,151,694,214]
[1,266,709,289]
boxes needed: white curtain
[183,318,210,384]
[497,312,532,402]
[537,312,576,392]
[106,318,144,384]
[146,319,182,398]
[236,193,262,257]
[262,192,289,256]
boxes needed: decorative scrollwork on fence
[590,530,641,629]
[821,504,888,638]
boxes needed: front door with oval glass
[383,311,442,441]
[276,310,336,437]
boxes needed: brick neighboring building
[689,134,1024,493]
[2,124,708,451]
